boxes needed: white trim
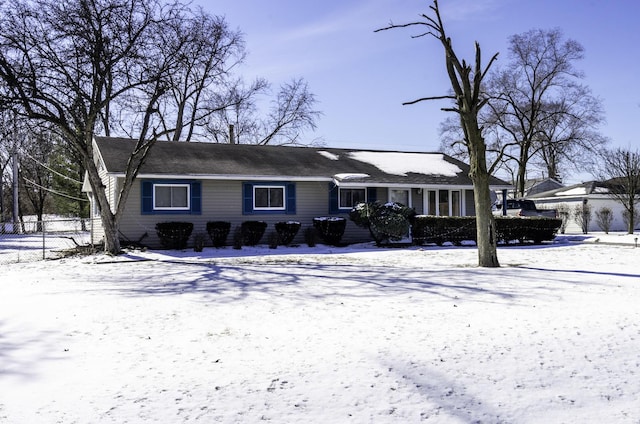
[108,172,331,182]
[253,185,286,211]
[338,187,367,210]
[153,183,190,211]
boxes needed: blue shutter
[141,180,154,214]
[243,182,254,214]
[286,183,296,214]
[367,187,377,203]
[191,181,202,214]
[329,183,339,214]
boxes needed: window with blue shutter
[243,182,296,215]
[329,184,375,213]
[141,180,201,215]
[329,183,340,214]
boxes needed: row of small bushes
[411,215,563,245]
[155,217,349,250]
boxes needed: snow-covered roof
[348,151,462,177]
[555,187,588,196]
[94,137,511,188]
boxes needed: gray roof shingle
[95,136,510,187]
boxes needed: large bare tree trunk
[467,127,499,267]
[376,0,501,267]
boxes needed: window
[141,180,201,215]
[427,190,437,215]
[439,190,449,216]
[390,189,410,206]
[451,190,461,216]
[339,188,366,209]
[154,184,190,210]
[243,182,296,215]
[426,189,464,216]
[254,186,285,210]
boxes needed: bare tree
[376,0,500,267]
[257,78,321,145]
[532,94,607,181]
[572,201,592,234]
[598,148,640,234]
[205,77,321,145]
[595,207,613,234]
[484,28,606,195]
[159,9,247,142]
[205,78,269,144]
[0,0,226,254]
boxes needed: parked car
[493,199,558,218]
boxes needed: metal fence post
[42,220,46,260]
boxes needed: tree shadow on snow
[103,259,609,306]
[518,266,640,280]
[382,357,511,423]
[0,321,64,381]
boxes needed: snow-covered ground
[1,233,639,423]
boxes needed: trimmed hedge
[312,217,346,246]
[275,221,301,246]
[155,221,194,250]
[240,220,267,246]
[206,221,231,248]
[496,216,564,244]
[411,216,563,246]
[412,216,476,246]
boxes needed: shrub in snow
[595,207,614,234]
[495,216,562,244]
[267,231,279,249]
[240,221,267,246]
[556,203,570,234]
[411,216,562,246]
[155,222,193,250]
[304,226,317,247]
[193,233,205,252]
[411,216,475,246]
[572,203,592,234]
[232,226,242,250]
[349,201,416,245]
[275,221,301,246]
[206,221,231,248]
[312,217,346,246]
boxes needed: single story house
[528,181,639,233]
[84,136,512,248]
[523,177,564,197]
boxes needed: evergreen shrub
[275,221,301,245]
[349,201,416,245]
[240,220,267,246]
[411,216,562,245]
[312,217,346,246]
[206,221,231,248]
[155,221,193,250]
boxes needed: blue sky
[194,0,639,177]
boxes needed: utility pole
[12,147,19,232]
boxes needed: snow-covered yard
[1,234,639,423]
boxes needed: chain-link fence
[0,217,96,264]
